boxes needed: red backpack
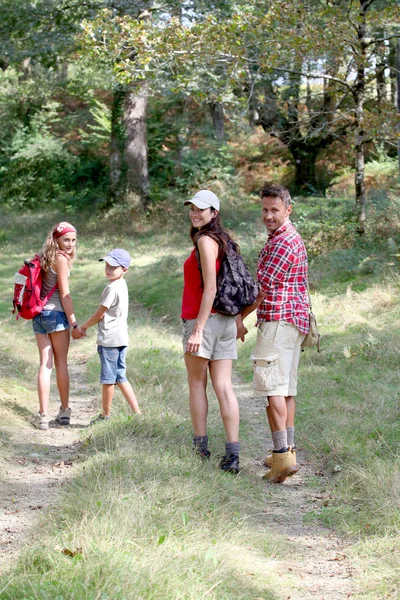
[12,254,58,320]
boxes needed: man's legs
[267,394,296,443]
[252,321,302,482]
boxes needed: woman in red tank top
[181,190,240,473]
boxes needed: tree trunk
[353,0,368,234]
[210,102,225,141]
[106,87,126,207]
[388,38,397,106]
[123,84,150,208]
[397,38,400,175]
[106,85,150,210]
[289,144,319,191]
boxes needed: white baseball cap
[184,190,220,211]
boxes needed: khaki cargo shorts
[251,321,304,405]
[182,313,237,360]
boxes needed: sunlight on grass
[1,208,400,599]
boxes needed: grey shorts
[251,321,304,403]
[182,314,237,360]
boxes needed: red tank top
[181,248,220,319]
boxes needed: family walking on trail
[24,182,309,485]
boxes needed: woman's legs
[209,359,239,442]
[35,333,54,415]
[49,330,70,409]
[184,353,209,436]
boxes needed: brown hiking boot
[264,445,296,469]
[262,449,299,483]
[264,450,273,468]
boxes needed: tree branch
[365,34,400,48]
[272,66,353,91]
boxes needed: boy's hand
[72,326,85,339]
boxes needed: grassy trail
[0,346,98,573]
[1,337,356,599]
[1,208,399,598]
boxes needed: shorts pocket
[43,313,57,331]
[252,354,279,393]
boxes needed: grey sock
[193,435,208,453]
[287,426,295,448]
[225,441,240,457]
[272,430,288,452]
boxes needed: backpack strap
[40,252,67,305]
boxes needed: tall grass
[1,196,400,598]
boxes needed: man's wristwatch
[72,323,78,329]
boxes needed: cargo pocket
[252,354,279,394]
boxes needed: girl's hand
[72,326,85,339]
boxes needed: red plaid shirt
[256,221,309,334]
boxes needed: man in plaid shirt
[237,183,309,483]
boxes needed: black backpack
[196,239,259,317]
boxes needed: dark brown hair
[190,211,238,260]
[260,183,292,208]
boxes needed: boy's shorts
[32,310,70,335]
[97,345,128,384]
[182,313,237,361]
[251,321,304,404]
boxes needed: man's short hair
[260,183,292,208]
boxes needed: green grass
[1,196,400,599]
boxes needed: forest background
[0,0,400,598]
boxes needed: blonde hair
[41,222,77,272]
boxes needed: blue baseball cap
[99,248,131,269]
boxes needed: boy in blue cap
[81,248,141,422]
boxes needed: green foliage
[0,129,76,210]
[175,143,236,193]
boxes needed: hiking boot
[262,449,299,483]
[264,445,296,468]
[194,447,211,459]
[32,413,48,430]
[219,454,240,474]
[55,406,71,426]
[264,450,273,468]
[90,414,111,425]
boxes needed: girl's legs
[116,381,141,414]
[35,333,54,415]
[184,354,209,436]
[209,359,239,442]
[49,330,70,409]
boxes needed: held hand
[71,326,85,340]
[236,322,248,342]
[186,329,203,354]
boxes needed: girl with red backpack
[32,222,84,430]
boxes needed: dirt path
[0,347,97,575]
[1,358,356,598]
[236,378,356,600]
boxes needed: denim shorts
[97,345,128,385]
[182,313,237,360]
[32,310,70,335]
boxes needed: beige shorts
[251,321,304,404]
[182,314,237,360]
